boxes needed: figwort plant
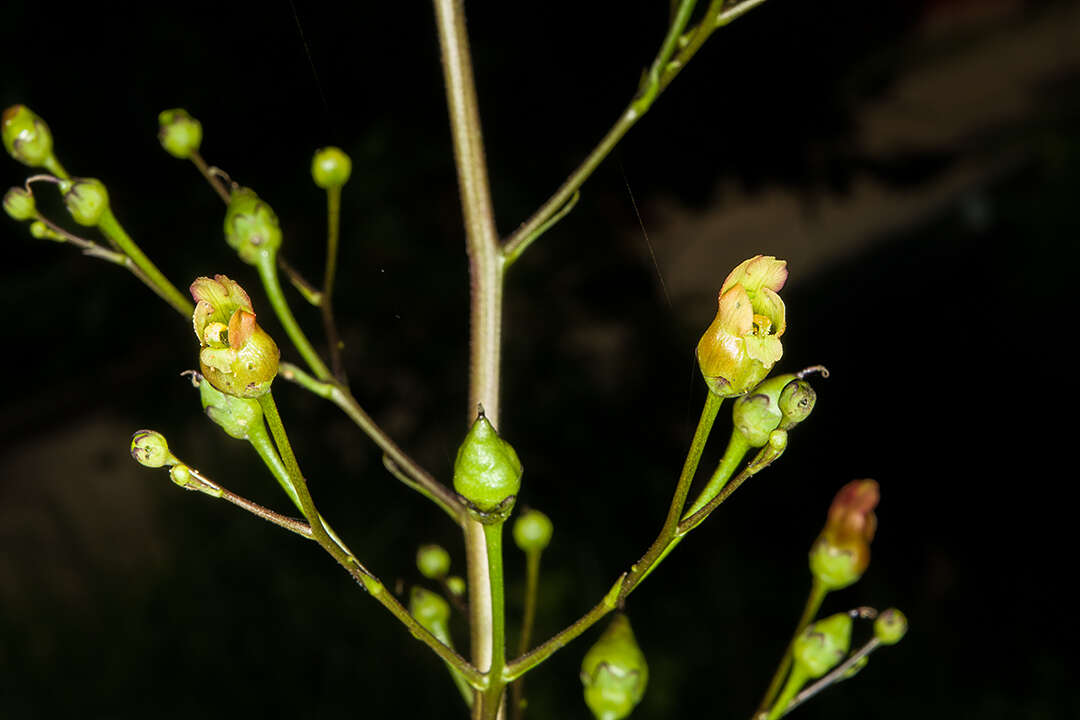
[3,2,906,718]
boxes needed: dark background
[1,1,1076,717]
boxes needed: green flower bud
[224,187,282,265]
[792,612,852,679]
[29,220,65,242]
[697,255,787,397]
[3,187,35,221]
[446,576,466,597]
[196,372,264,439]
[416,544,452,580]
[513,508,553,553]
[157,108,203,159]
[58,177,109,227]
[130,429,178,468]
[191,275,280,398]
[580,613,649,720]
[732,373,796,447]
[2,105,54,168]
[809,480,879,591]
[778,378,816,426]
[452,411,522,515]
[168,463,223,498]
[409,586,452,632]
[311,146,352,189]
[873,608,908,645]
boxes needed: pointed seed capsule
[3,187,35,221]
[2,105,54,168]
[157,109,203,159]
[580,613,649,720]
[311,146,352,189]
[452,410,522,515]
[513,508,554,553]
[792,612,853,679]
[416,544,452,580]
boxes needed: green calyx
[808,537,862,591]
[3,186,35,221]
[779,377,816,426]
[416,544,452,580]
[224,187,282,265]
[59,178,109,227]
[311,146,352,189]
[513,508,553,553]
[580,613,649,720]
[2,105,54,168]
[196,373,264,439]
[157,108,203,159]
[874,608,908,645]
[792,612,852,679]
[130,430,178,468]
[732,373,794,447]
[452,410,522,515]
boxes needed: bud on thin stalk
[157,108,203,159]
[2,105,65,176]
[809,479,879,591]
[580,613,649,720]
[3,186,35,221]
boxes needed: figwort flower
[809,479,879,591]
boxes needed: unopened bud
[3,187,35,221]
[446,576,466,597]
[809,479,879,591]
[157,109,203,159]
[778,378,816,426]
[580,613,649,720]
[29,220,65,242]
[130,430,178,468]
[874,608,908,645]
[452,410,522,515]
[792,612,852,679]
[59,177,109,227]
[224,187,282,264]
[416,544,452,580]
[732,373,795,447]
[311,146,352,189]
[409,586,452,632]
[2,105,54,168]
[513,508,554,553]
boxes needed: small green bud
[452,411,523,515]
[731,373,794,447]
[58,177,109,227]
[793,612,852,679]
[311,146,352,189]
[3,187,35,221]
[168,463,223,498]
[580,613,649,720]
[513,508,553,553]
[409,586,452,631]
[157,108,203,159]
[416,544,452,580]
[778,378,816,426]
[130,429,178,468]
[224,187,282,264]
[446,576,466,597]
[2,105,54,168]
[29,220,65,242]
[197,373,264,439]
[873,608,908,645]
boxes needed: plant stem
[764,666,807,720]
[321,184,348,383]
[677,436,785,534]
[478,521,508,720]
[684,431,750,518]
[254,252,333,381]
[780,638,882,718]
[278,255,324,306]
[510,548,543,720]
[96,208,194,316]
[189,151,231,204]
[756,579,828,716]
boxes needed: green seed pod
[29,220,65,242]
[157,108,203,159]
[580,613,649,720]
[224,186,282,265]
[59,178,109,227]
[445,576,466,597]
[311,146,352,189]
[778,378,816,426]
[3,186,35,221]
[513,508,553,553]
[792,612,852,679]
[873,608,908,645]
[197,373,264,439]
[731,373,795,447]
[2,105,54,168]
[130,430,178,468]
[452,411,522,514]
[416,544,452,580]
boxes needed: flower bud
[130,429,178,468]
[58,177,109,227]
[809,479,879,591]
[168,463,223,498]
[580,613,649,720]
[311,146,352,189]
[696,255,787,397]
[792,612,852,679]
[513,508,554,553]
[29,220,65,242]
[224,187,282,265]
[191,275,280,398]
[196,372,264,439]
[446,576,466,597]
[416,544,452,580]
[452,410,522,515]
[873,608,908,645]
[409,586,452,633]
[2,105,54,168]
[731,373,796,447]
[157,108,203,159]
[3,187,35,221]
[778,378,816,426]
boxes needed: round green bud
[808,536,862,592]
[29,220,65,242]
[873,608,908,645]
[767,428,787,453]
[3,187,36,221]
[311,146,352,189]
[416,544,452,580]
[59,178,109,227]
[452,411,523,514]
[197,373,263,439]
[130,429,178,468]
[446,576,466,597]
[731,373,795,447]
[157,108,203,159]
[2,105,54,168]
[169,463,193,489]
[580,613,649,720]
[409,586,452,630]
[793,612,852,679]
[778,378,816,425]
[513,508,553,553]
[224,187,283,265]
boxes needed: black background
[1,1,1076,717]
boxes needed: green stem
[633,0,698,112]
[510,549,543,720]
[757,580,827,716]
[678,436,786,535]
[96,208,194,317]
[254,252,332,381]
[780,638,882,718]
[189,151,231,204]
[278,255,324,306]
[765,666,808,720]
[478,521,508,720]
[684,431,751,518]
[321,184,347,382]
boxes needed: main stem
[433,1,504,716]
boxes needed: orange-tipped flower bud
[2,105,54,168]
[809,479,879,591]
